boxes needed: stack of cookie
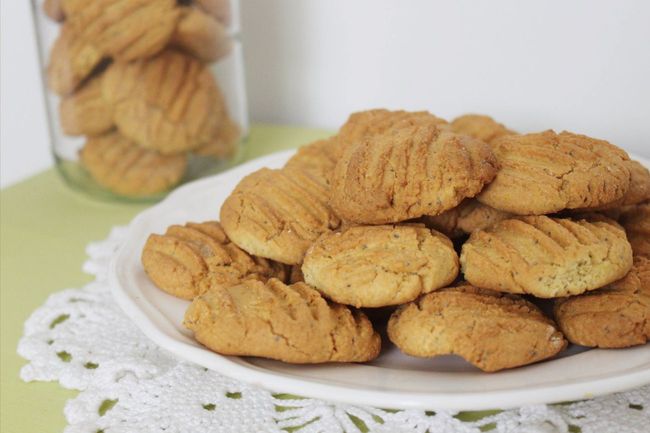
[42,0,240,197]
[141,109,650,372]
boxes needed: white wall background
[2,0,649,187]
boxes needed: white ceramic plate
[110,150,650,410]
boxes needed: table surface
[0,124,331,433]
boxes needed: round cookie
[171,7,232,62]
[450,114,516,144]
[47,0,181,95]
[387,285,567,372]
[330,124,499,224]
[421,199,512,239]
[59,74,114,136]
[220,167,341,264]
[142,221,287,300]
[184,278,381,363]
[477,131,632,215]
[79,131,187,196]
[460,216,633,298]
[554,256,650,348]
[337,109,449,158]
[302,225,459,307]
[620,202,650,258]
[284,137,340,186]
[103,49,224,155]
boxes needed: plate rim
[109,150,650,410]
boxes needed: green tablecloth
[0,124,331,433]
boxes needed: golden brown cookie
[284,138,339,186]
[79,131,187,196]
[554,256,650,348]
[194,115,241,159]
[195,0,231,25]
[43,0,65,21]
[337,109,449,158]
[59,74,114,136]
[142,221,287,300]
[184,279,381,363]
[450,114,515,144]
[421,199,512,239]
[103,49,224,155]
[620,202,650,258]
[387,285,567,372]
[47,0,181,95]
[302,225,459,307]
[477,131,632,215]
[460,216,633,298]
[220,167,341,264]
[171,7,232,62]
[331,124,498,224]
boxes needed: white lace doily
[18,228,650,433]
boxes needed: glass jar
[31,0,248,201]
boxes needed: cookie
[460,216,633,298]
[80,131,187,196]
[142,221,287,300]
[172,7,232,62]
[421,199,512,239]
[620,202,650,258]
[554,256,650,348]
[59,74,114,136]
[43,0,65,21]
[103,49,224,155]
[284,138,339,186]
[331,124,498,224]
[387,285,567,372]
[337,109,449,158]
[194,114,240,159]
[47,0,181,95]
[220,167,341,264]
[184,279,381,363]
[477,131,631,215]
[450,114,515,144]
[195,0,231,25]
[302,225,459,307]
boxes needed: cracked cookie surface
[103,49,224,154]
[387,285,567,372]
[80,131,187,196]
[59,73,114,136]
[450,114,515,144]
[142,221,287,300]
[184,278,381,363]
[303,225,459,307]
[460,216,633,297]
[421,199,512,239]
[220,167,341,264]
[477,131,631,215]
[554,256,650,348]
[331,124,498,224]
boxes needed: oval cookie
[79,131,187,196]
[220,167,341,264]
[554,256,650,348]
[302,225,459,307]
[460,216,633,298]
[331,124,498,224]
[388,285,567,372]
[103,49,224,154]
[142,221,287,300]
[184,279,381,363]
[477,131,631,215]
